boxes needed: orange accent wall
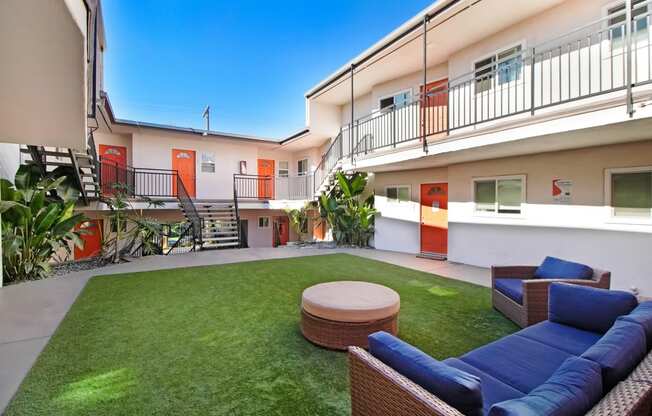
[75,219,103,260]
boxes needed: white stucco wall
[0,142,20,181]
[448,222,652,294]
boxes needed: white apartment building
[1,0,651,295]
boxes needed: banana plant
[1,164,87,283]
[317,171,377,246]
[285,204,310,242]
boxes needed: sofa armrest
[491,266,537,285]
[591,269,611,289]
[348,346,464,416]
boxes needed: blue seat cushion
[517,321,602,356]
[581,319,647,392]
[368,331,483,416]
[488,356,603,416]
[549,283,638,334]
[620,301,652,349]
[534,256,593,280]
[460,333,573,393]
[443,358,525,415]
[494,279,524,305]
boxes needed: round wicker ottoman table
[300,281,400,350]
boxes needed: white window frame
[385,185,411,202]
[603,0,649,43]
[604,166,652,224]
[297,158,309,176]
[200,151,216,173]
[378,88,413,113]
[258,216,270,229]
[472,41,526,94]
[278,161,289,177]
[472,174,526,218]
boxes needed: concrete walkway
[0,247,489,413]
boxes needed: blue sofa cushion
[620,301,652,349]
[517,321,602,356]
[460,333,572,393]
[549,283,638,334]
[488,357,603,416]
[443,358,525,414]
[368,331,483,416]
[581,319,647,392]
[494,279,524,305]
[534,256,593,280]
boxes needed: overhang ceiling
[311,0,566,105]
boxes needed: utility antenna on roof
[202,105,210,136]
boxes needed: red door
[75,219,103,260]
[257,159,275,199]
[172,149,196,198]
[274,216,289,246]
[420,183,448,258]
[420,79,448,139]
[99,145,127,195]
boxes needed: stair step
[202,236,239,242]
[202,241,240,249]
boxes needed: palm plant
[285,205,310,242]
[100,183,165,262]
[0,164,87,283]
[317,172,376,246]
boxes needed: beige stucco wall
[0,0,87,150]
[449,139,652,207]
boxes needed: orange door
[172,149,196,198]
[99,144,127,195]
[257,159,275,199]
[75,219,103,260]
[313,220,326,240]
[275,216,289,246]
[420,78,448,139]
[420,183,448,257]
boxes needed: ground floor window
[386,185,410,202]
[473,175,525,215]
[258,216,270,228]
[608,167,652,219]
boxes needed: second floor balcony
[233,174,315,201]
[331,2,652,162]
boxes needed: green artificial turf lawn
[6,253,517,416]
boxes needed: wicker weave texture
[300,309,398,350]
[349,347,463,416]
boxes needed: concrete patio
[0,247,489,413]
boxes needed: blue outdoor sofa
[349,283,652,416]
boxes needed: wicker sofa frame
[349,346,652,416]
[491,266,611,328]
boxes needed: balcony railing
[233,174,314,200]
[338,3,652,159]
[99,159,178,198]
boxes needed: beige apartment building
[1,0,652,294]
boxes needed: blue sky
[103,0,433,140]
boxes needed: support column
[626,0,634,116]
[350,64,355,163]
[422,14,429,154]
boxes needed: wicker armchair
[491,266,611,328]
[348,346,652,416]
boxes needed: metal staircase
[191,200,241,249]
[20,137,100,204]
